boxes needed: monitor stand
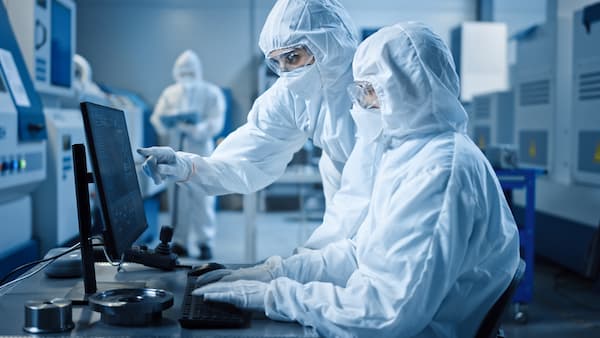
[71,144,148,301]
[72,143,98,296]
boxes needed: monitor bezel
[79,101,147,260]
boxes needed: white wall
[341,0,477,45]
[76,0,476,128]
[76,0,274,127]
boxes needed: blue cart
[496,168,544,323]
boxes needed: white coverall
[151,50,226,251]
[196,22,521,338]
[140,0,359,251]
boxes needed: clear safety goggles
[347,81,381,109]
[266,45,315,75]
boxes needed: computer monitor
[80,101,147,260]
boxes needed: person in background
[150,50,226,260]
[138,0,362,252]
[194,22,520,338]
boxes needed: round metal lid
[88,288,174,326]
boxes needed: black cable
[70,299,89,306]
[0,243,104,286]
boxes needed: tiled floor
[171,210,600,337]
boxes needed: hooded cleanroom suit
[196,22,520,338]
[151,50,226,253]
[140,0,359,250]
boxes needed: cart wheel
[512,303,528,324]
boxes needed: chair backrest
[475,259,526,338]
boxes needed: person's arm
[264,168,477,337]
[182,82,308,195]
[282,239,357,285]
[150,88,173,137]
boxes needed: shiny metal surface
[23,298,74,333]
[88,288,173,326]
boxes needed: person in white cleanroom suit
[194,22,521,338]
[150,50,226,260]
[73,54,109,105]
[138,0,360,250]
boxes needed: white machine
[471,91,515,150]
[32,109,85,255]
[513,22,556,170]
[4,0,80,254]
[572,5,600,186]
[0,1,47,267]
[450,22,509,102]
[0,69,46,255]
[2,0,76,97]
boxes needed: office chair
[475,259,526,338]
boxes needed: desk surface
[0,262,319,337]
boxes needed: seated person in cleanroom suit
[193,22,521,338]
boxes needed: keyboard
[179,271,251,329]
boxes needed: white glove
[195,256,284,288]
[137,147,193,184]
[193,280,268,311]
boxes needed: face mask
[350,105,382,142]
[280,64,322,100]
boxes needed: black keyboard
[179,272,251,329]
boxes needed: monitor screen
[50,0,72,88]
[80,102,147,260]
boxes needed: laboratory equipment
[23,298,73,334]
[3,0,79,256]
[2,0,76,97]
[513,23,556,170]
[0,1,47,276]
[572,3,600,185]
[32,108,85,255]
[88,288,173,326]
[450,22,509,102]
[470,91,515,150]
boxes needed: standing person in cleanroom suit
[150,50,226,260]
[194,22,521,338]
[138,0,361,251]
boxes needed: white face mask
[280,64,322,100]
[350,105,383,142]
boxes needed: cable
[0,243,81,286]
[176,264,193,269]
[0,242,82,292]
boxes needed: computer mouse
[188,262,226,277]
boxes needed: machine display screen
[80,102,147,259]
[50,0,72,88]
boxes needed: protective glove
[193,280,268,311]
[137,147,193,184]
[195,256,284,288]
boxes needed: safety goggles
[266,45,315,75]
[347,81,380,109]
